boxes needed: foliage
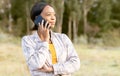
[0,0,120,45]
[88,0,120,32]
[101,28,120,47]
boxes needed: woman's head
[30,2,56,30]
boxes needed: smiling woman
[21,1,80,76]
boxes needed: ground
[0,34,120,76]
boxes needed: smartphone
[34,15,47,27]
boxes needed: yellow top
[49,44,57,64]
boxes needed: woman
[22,1,80,76]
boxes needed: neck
[49,31,52,44]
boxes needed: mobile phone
[34,15,47,27]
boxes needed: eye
[46,13,51,16]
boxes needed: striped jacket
[22,31,80,76]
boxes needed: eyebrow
[46,12,56,14]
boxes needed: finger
[38,23,42,32]
[38,23,40,26]
[33,67,42,71]
[38,23,41,30]
[38,69,47,72]
[34,68,46,72]
[47,23,51,29]
[41,20,44,29]
[45,21,49,29]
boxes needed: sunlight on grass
[0,43,30,76]
[0,36,120,76]
[73,44,120,76]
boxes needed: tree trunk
[8,0,12,33]
[26,1,30,34]
[83,3,88,35]
[56,17,62,33]
[83,0,95,43]
[73,19,77,43]
[8,12,12,33]
[68,16,72,40]
[55,0,64,33]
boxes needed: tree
[0,0,13,33]
[65,0,81,42]
[88,0,115,31]
[11,0,28,36]
[82,0,95,35]
[97,0,112,31]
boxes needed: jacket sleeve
[21,36,49,70]
[53,34,80,75]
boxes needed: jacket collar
[33,30,55,42]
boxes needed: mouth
[49,22,55,25]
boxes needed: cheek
[45,17,51,22]
[55,18,56,22]
[41,15,50,21]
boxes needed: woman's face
[40,5,56,28]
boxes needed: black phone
[34,15,47,27]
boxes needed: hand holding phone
[34,15,49,27]
[35,15,50,42]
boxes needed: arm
[22,36,49,70]
[53,34,80,75]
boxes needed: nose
[51,15,56,20]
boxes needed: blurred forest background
[0,0,120,46]
[0,0,120,76]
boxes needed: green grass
[0,43,30,76]
[0,34,120,76]
[73,44,120,76]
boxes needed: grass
[73,44,120,76]
[0,43,30,76]
[0,33,30,76]
[0,33,120,76]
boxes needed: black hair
[30,1,48,30]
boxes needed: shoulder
[22,34,34,41]
[21,33,36,44]
[53,32,71,43]
[53,32,74,47]
[53,32,68,39]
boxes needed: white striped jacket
[22,31,80,76]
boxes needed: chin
[50,25,55,28]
